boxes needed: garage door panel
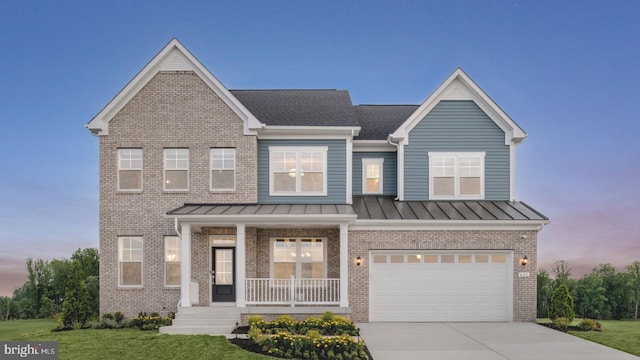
[370,251,510,322]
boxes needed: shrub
[102,313,114,321]
[594,320,602,331]
[550,284,575,321]
[247,315,264,327]
[321,311,334,321]
[256,333,367,359]
[577,318,596,331]
[61,261,92,328]
[552,317,572,330]
[130,311,173,330]
[114,311,124,324]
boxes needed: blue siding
[404,100,510,200]
[258,139,347,204]
[352,152,397,196]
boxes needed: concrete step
[159,325,234,335]
[172,318,239,327]
[175,312,240,320]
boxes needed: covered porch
[166,203,356,310]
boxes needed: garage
[369,251,512,322]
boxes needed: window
[164,236,181,287]
[210,148,235,191]
[269,147,327,196]
[164,149,189,191]
[118,149,142,191]
[362,158,383,194]
[118,237,143,286]
[271,238,325,279]
[428,152,485,199]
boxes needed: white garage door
[370,251,511,322]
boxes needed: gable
[390,68,526,146]
[86,38,262,136]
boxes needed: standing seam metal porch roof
[167,197,547,221]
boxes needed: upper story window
[428,152,485,199]
[269,147,327,196]
[362,158,384,194]
[164,149,189,191]
[210,148,235,191]
[118,149,142,191]
[118,236,143,287]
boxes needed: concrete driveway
[357,322,639,360]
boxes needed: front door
[212,247,235,302]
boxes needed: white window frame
[428,152,486,200]
[362,158,384,194]
[164,236,181,287]
[117,149,143,191]
[210,148,236,192]
[118,236,143,287]
[268,146,328,196]
[164,148,189,192]
[269,237,327,279]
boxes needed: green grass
[0,320,271,360]
[538,318,640,356]
[569,320,640,357]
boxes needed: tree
[71,248,99,278]
[550,284,575,321]
[50,259,71,309]
[593,264,634,319]
[552,260,572,284]
[574,273,606,319]
[60,261,92,328]
[537,269,553,318]
[628,261,640,320]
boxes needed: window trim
[428,151,486,200]
[269,237,328,279]
[210,148,236,192]
[117,148,143,192]
[163,148,189,192]
[118,236,143,288]
[164,236,181,288]
[268,146,328,196]
[361,158,384,194]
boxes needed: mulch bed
[538,322,600,333]
[228,326,374,359]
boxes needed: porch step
[160,306,241,335]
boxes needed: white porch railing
[245,276,340,306]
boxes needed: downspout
[174,218,182,238]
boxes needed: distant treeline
[538,260,640,320]
[0,248,99,320]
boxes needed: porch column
[236,224,246,307]
[339,223,349,307]
[180,223,192,307]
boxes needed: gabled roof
[354,105,420,140]
[390,68,527,145]
[86,38,263,136]
[230,90,359,127]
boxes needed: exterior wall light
[355,256,362,266]
[520,256,529,266]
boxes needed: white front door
[370,251,512,322]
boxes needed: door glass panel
[373,255,387,263]
[475,254,489,263]
[458,255,472,263]
[441,255,455,263]
[390,255,404,263]
[424,255,438,263]
[215,249,233,285]
[492,254,506,263]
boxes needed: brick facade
[347,229,538,322]
[99,71,257,317]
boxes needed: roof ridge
[230,89,341,91]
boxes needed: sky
[1,0,639,296]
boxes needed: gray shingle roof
[230,90,360,127]
[354,105,419,140]
[352,196,548,221]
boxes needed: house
[86,38,547,332]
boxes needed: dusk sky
[1,0,639,296]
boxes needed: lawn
[0,320,271,360]
[538,319,640,357]
[569,320,640,357]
